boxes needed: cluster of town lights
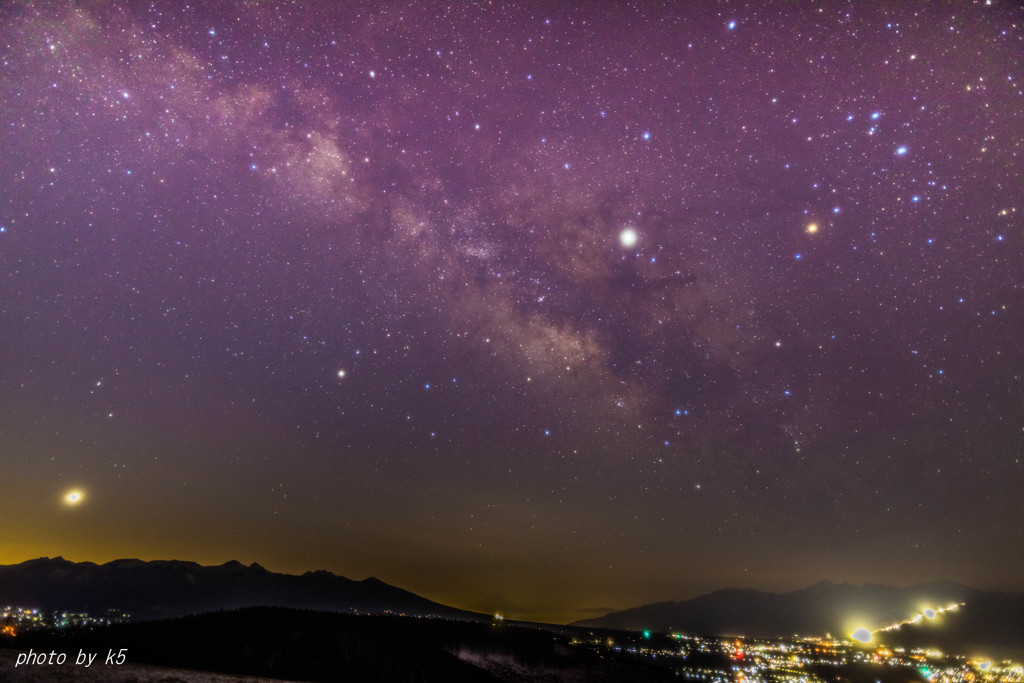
[851,602,964,643]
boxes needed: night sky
[2,1,1022,625]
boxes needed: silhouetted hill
[5,607,678,682]
[573,581,1024,659]
[0,557,481,622]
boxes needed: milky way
[2,2,1022,623]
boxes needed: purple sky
[1,1,1022,623]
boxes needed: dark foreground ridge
[3,607,677,683]
[6,608,1022,683]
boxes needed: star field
[1,1,1022,624]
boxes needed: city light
[851,627,872,643]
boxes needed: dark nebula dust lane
[1,1,1022,623]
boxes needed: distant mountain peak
[0,557,485,623]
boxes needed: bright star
[619,228,638,248]
[895,146,908,155]
[337,370,346,378]
[806,223,819,234]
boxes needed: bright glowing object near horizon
[851,627,872,643]
[619,228,638,248]
[64,489,85,506]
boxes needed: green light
[643,629,651,639]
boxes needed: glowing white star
[619,228,638,248]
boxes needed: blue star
[424,383,431,390]
[895,146,908,156]
[642,132,651,140]
[794,253,802,260]
[727,21,737,30]
[870,111,881,120]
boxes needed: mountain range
[0,556,482,622]
[572,580,1024,661]
[3,558,1022,661]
